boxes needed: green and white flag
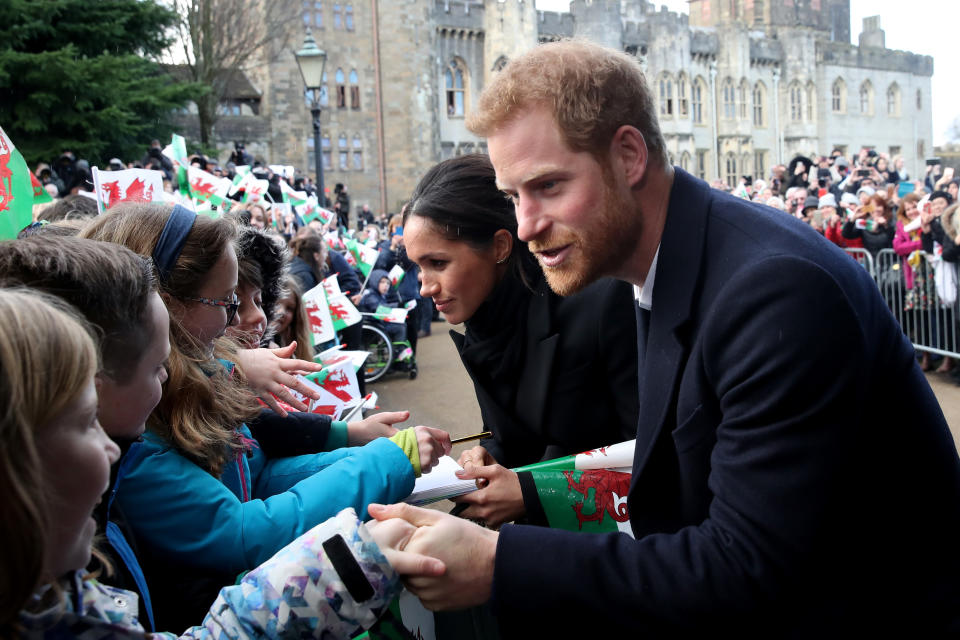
[231,171,269,203]
[367,305,408,324]
[31,172,52,205]
[514,440,635,536]
[92,167,165,214]
[187,166,232,207]
[345,237,380,277]
[279,179,308,207]
[388,264,405,288]
[326,291,362,331]
[0,126,36,239]
[162,133,191,194]
[302,283,336,345]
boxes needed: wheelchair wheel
[361,324,393,382]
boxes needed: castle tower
[483,0,537,85]
[571,0,622,51]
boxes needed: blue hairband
[152,204,197,284]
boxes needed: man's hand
[234,343,324,417]
[368,503,498,610]
[414,426,452,472]
[366,517,446,577]
[347,410,407,445]
[452,463,526,528]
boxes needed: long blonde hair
[0,289,98,637]
[81,203,259,476]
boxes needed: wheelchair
[360,322,418,382]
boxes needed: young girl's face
[227,282,267,349]
[96,292,170,440]
[36,379,120,577]
[275,292,296,335]
[177,246,239,351]
[378,277,391,296]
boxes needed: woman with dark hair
[403,154,638,528]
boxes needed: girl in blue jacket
[82,203,450,629]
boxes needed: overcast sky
[534,0,957,145]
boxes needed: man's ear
[610,125,649,188]
[492,228,514,264]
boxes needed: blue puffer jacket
[115,425,414,575]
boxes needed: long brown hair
[0,289,97,636]
[82,203,259,476]
[275,276,313,362]
[289,233,326,283]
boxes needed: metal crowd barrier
[852,248,960,359]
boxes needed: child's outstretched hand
[234,343,324,417]
[347,410,408,445]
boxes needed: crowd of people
[5,38,960,639]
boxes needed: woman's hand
[451,463,526,529]
[234,343,324,417]
[347,410,407,445]
[414,426,452,473]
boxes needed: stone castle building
[213,0,933,217]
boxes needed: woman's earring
[496,257,506,264]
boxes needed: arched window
[445,59,467,117]
[789,82,803,122]
[722,78,735,120]
[916,88,922,110]
[805,82,816,122]
[320,70,328,107]
[752,81,766,126]
[741,153,751,181]
[725,152,738,188]
[680,151,691,172]
[831,78,846,113]
[338,134,348,170]
[692,76,706,124]
[677,73,689,117]
[321,135,331,171]
[352,134,363,170]
[345,4,354,31]
[659,73,674,117]
[333,3,342,29]
[738,79,749,120]
[753,0,764,25]
[859,80,874,115]
[492,56,508,72]
[349,69,360,110]
[335,68,345,109]
[886,83,900,117]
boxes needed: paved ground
[370,320,960,455]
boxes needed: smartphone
[857,169,871,178]
[393,225,403,237]
[926,158,943,166]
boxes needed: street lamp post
[294,29,328,206]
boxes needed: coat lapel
[516,285,557,431]
[631,169,711,480]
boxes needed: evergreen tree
[0,0,198,167]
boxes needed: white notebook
[404,455,478,506]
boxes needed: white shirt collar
[632,246,659,311]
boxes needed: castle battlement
[818,40,933,76]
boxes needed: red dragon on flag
[319,368,353,402]
[563,469,631,530]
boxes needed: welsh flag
[0,126,36,240]
[305,359,361,418]
[279,180,308,207]
[326,291,362,331]
[302,283,336,346]
[324,229,345,251]
[368,305,407,324]
[321,273,341,297]
[230,171,269,203]
[299,199,336,226]
[317,347,369,373]
[514,440,635,536]
[187,166,231,207]
[31,173,52,204]
[345,237,380,277]
[387,264,405,288]
[92,167,164,214]
[288,373,346,419]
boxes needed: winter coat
[18,508,402,639]
[115,384,414,629]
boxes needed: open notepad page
[404,455,478,506]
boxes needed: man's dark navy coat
[492,169,960,636]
